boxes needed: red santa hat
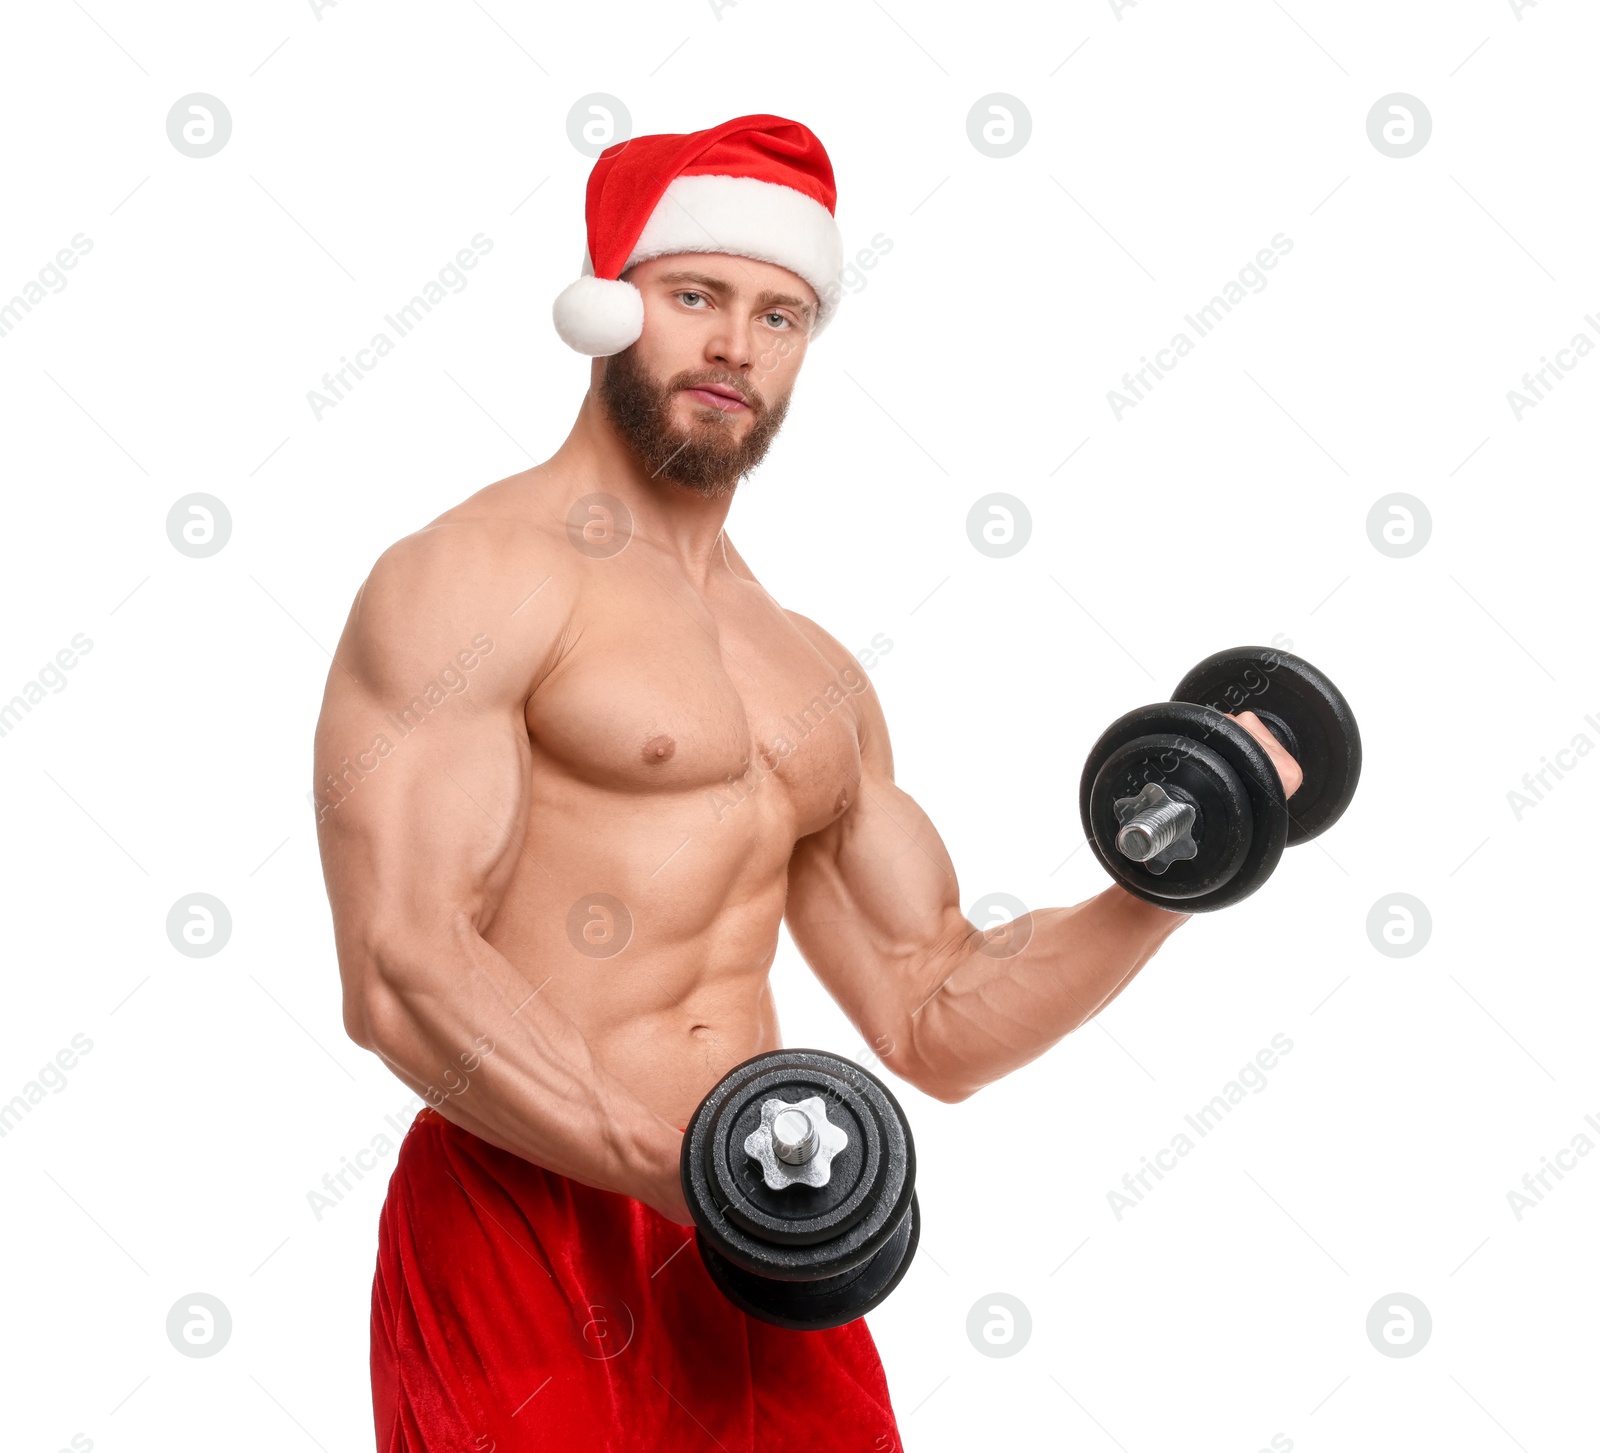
[552,113,844,357]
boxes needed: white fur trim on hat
[627,174,844,328]
[552,274,644,356]
[552,173,845,356]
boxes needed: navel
[642,734,676,764]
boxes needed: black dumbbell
[680,1048,918,1331]
[1079,646,1361,912]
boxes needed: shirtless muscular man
[313,114,1302,1451]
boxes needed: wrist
[1108,882,1192,934]
[632,1122,692,1225]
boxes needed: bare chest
[526,584,867,839]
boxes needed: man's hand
[1230,710,1303,797]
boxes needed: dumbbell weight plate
[709,1061,880,1250]
[1087,732,1253,899]
[1172,647,1361,845]
[1080,703,1289,912]
[681,1049,916,1283]
[696,1192,920,1332]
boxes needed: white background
[3,1,1596,1449]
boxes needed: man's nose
[706,317,754,372]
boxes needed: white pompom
[551,276,644,356]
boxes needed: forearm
[358,925,685,1218]
[897,886,1187,1101]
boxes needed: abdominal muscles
[483,761,795,1124]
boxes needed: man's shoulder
[722,539,862,677]
[370,515,557,594]
[780,604,844,649]
[369,472,576,608]
[775,607,898,773]
[782,608,885,710]
[350,482,579,692]
[781,607,853,667]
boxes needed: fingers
[1229,710,1304,798]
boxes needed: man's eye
[763,312,791,329]
[678,291,706,307]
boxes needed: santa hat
[552,113,844,357]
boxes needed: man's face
[597,253,817,497]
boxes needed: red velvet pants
[371,1107,904,1451]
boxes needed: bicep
[315,662,531,946]
[313,529,559,1024]
[785,747,973,1052]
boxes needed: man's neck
[546,386,739,586]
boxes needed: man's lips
[681,383,750,413]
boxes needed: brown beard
[598,346,791,498]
